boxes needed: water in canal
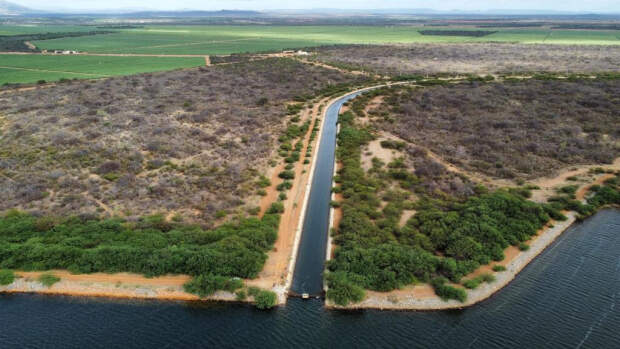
[291,90,365,296]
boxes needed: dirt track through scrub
[252,98,329,292]
[0,65,107,77]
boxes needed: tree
[254,290,277,309]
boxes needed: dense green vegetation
[0,210,280,293]
[544,172,620,221]
[0,23,616,85]
[0,54,204,85]
[325,103,565,305]
[0,269,14,285]
[37,273,61,287]
[183,274,243,297]
[419,30,497,37]
[0,31,113,52]
[462,273,495,289]
[253,289,277,309]
[27,25,619,56]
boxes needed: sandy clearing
[24,41,36,50]
[361,132,403,172]
[530,157,620,203]
[399,210,416,228]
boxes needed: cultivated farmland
[0,54,204,84]
[31,25,620,55]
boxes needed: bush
[247,286,260,297]
[277,181,293,191]
[431,277,467,302]
[278,170,295,180]
[0,269,15,285]
[183,274,243,298]
[492,265,506,272]
[518,242,530,251]
[0,211,280,282]
[267,202,285,214]
[462,278,482,289]
[38,273,60,287]
[256,176,271,188]
[254,290,277,309]
[326,272,366,306]
[235,289,247,301]
[380,140,406,150]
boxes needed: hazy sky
[14,0,620,12]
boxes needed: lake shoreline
[326,172,616,310]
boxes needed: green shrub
[0,269,15,285]
[431,277,467,302]
[481,273,495,283]
[557,185,578,196]
[492,265,506,272]
[256,176,271,188]
[518,243,530,251]
[380,140,406,150]
[254,290,277,309]
[235,289,247,301]
[247,286,261,297]
[38,273,60,287]
[325,272,365,306]
[184,274,243,298]
[267,202,285,214]
[277,181,293,191]
[0,210,280,282]
[102,173,120,182]
[278,170,295,180]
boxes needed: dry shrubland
[313,43,620,75]
[0,58,364,225]
[368,79,619,180]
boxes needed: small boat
[302,293,310,299]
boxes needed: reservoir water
[1,89,619,348]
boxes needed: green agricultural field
[0,24,617,85]
[0,54,204,85]
[31,25,619,55]
[0,24,91,35]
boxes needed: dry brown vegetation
[313,43,620,75]
[0,58,365,225]
[367,79,619,180]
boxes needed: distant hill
[114,10,262,18]
[0,0,34,15]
